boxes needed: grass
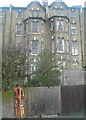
[2,90,13,103]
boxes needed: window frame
[16,10,23,18]
[56,21,64,31]
[57,38,65,53]
[31,39,39,55]
[16,24,22,36]
[71,41,78,55]
[31,20,39,33]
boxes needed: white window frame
[50,22,54,31]
[72,41,78,55]
[72,61,78,68]
[71,25,77,34]
[16,10,23,18]
[57,38,65,53]
[52,39,55,53]
[16,24,22,36]
[30,63,36,72]
[31,20,39,33]
[58,60,65,70]
[56,21,64,31]
[31,39,39,55]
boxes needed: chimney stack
[42,0,48,9]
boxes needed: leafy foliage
[83,66,86,70]
[29,49,61,87]
[2,45,26,91]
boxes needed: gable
[49,1,68,9]
[27,2,45,11]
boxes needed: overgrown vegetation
[28,49,61,87]
[2,45,26,91]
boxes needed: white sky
[0,0,85,7]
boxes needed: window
[70,11,76,18]
[52,39,55,53]
[58,59,65,70]
[35,10,40,17]
[71,25,77,34]
[50,22,54,31]
[72,61,78,68]
[53,7,64,15]
[30,10,40,17]
[57,38,65,53]
[56,21,64,31]
[30,63,36,72]
[16,10,23,18]
[30,10,34,17]
[16,24,22,36]
[31,40,39,54]
[31,21,39,33]
[72,41,78,55]
[67,41,69,52]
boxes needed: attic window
[29,9,40,17]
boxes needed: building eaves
[70,5,81,9]
[1,6,26,11]
[12,7,26,10]
[23,17,46,22]
[48,15,69,21]
[1,7,9,10]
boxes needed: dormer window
[29,9,40,17]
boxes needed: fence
[61,85,84,114]
[2,85,85,118]
[24,86,61,117]
[24,85,84,117]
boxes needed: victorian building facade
[1,0,85,74]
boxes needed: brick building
[1,0,86,81]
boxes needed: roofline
[48,15,69,21]
[1,6,26,10]
[26,1,45,10]
[49,1,68,8]
[23,17,46,22]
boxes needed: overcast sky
[0,0,85,7]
